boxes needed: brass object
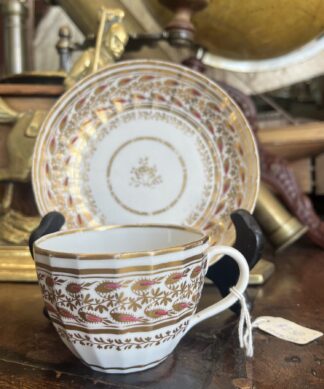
[0,100,45,246]
[0,246,36,282]
[52,0,112,40]
[0,7,128,281]
[64,8,128,89]
[0,97,20,122]
[1,0,28,74]
[0,8,127,182]
[0,210,40,245]
[0,183,14,214]
[144,0,324,60]
[0,109,47,182]
[254,183,308,253]
[249,258,275,285]
[92,8,127,72]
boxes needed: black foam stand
[206,209,264,315]
[29,211,65,257]
[29,211,66,319]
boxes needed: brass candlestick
[254,182,308,252]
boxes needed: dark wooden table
[0,242,323,388]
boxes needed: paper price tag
[255,316,323,345]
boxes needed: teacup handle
[187,245,249,331]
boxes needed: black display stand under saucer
[206,209,264,314]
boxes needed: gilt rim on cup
[33,223,209,260]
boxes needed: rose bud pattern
[131,279,160,292]
[110,312,146,323]
[165,272,185,285]
[144,308,170,319]
[36,257,208,331]
[172,302,191,312]
[66,283,82,294]
[58,307,76,320]
[45,276,54,287]
[95,282,123,294]
[79,312,103,323]
[190,266,202,279]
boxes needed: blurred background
[0,0,324,265]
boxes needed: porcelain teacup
[33,224,249,374]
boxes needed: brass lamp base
[249,258,275,285]
[254,182,308,252]
[272,219,308,253]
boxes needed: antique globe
[143,0,324,60]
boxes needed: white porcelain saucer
[32,60,259,248]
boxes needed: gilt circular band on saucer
[32,60,259,248]
[82,106,219,226]
[106,136,188,216]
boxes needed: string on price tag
[230,287,323,357]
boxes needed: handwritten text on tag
[255,316,323,345]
